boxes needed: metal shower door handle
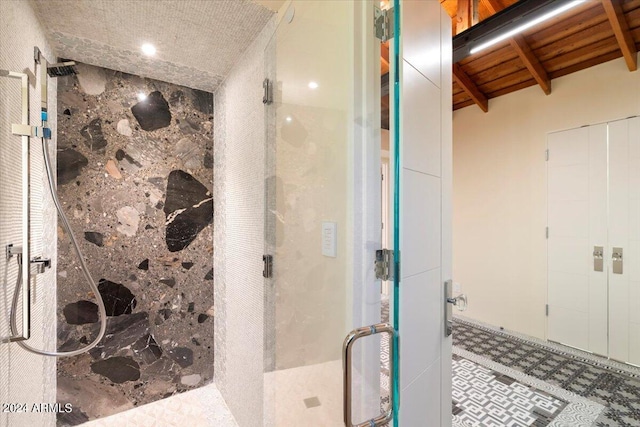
[343,322,395,427]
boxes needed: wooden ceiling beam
[476,0,551,94]
[510,35,552,94]
[453,63,489,112]
[481,0,499,15]
[602,0,638,71]
[456,0,472,34]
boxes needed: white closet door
[609,117,640,365]
[547,124,608,354]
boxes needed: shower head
[47,61,77,77]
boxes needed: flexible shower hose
[10,138,107,357]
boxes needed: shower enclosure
[220,1,400,426]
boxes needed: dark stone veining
[80,118,107,152]
[98,279,137,316]
[164,170,213,252]
[131,91,172,131]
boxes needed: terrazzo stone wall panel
[0,1,58,426]
[55,63,214,425]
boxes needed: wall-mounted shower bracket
[30,257,51,274]
[12,124,50,139]
[6,244,22,259]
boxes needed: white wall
[453,56,640,340]
[213,16,275,427]
[0,1,58,426]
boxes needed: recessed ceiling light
[141,43,156,56]
[285,116,292,122]
[137,93,147,101]
[308,81,319,89]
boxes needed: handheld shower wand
[9,48,107,357]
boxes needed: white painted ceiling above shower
[30,0,276,93]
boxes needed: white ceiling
[30,0,275,93]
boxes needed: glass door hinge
[374,6,394,42]
[263,254,273,278]
[375,249,394,281]
[263,78,273,105]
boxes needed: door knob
[447,294,468,311]
[445,280,468,337]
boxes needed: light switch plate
[322,222,337,257]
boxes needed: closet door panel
[587,124,609,355]
[548,125,608,354]
[608,119,631,362]
[548,128,591,351]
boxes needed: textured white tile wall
[0,1,58,426]
[213,17,276,427]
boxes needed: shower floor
[79,383,237,427]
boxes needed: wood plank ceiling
[445,0,640,111]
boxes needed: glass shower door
[263,1,398,425]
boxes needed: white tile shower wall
[0,1,58,426]
[214,17,276,427]
[399,2,451,426]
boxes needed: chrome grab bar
[1,70,31,343]
[343,322,395,427]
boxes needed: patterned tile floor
[452,354,567,426]
[453,318,640,427]
[380,299,640,426]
